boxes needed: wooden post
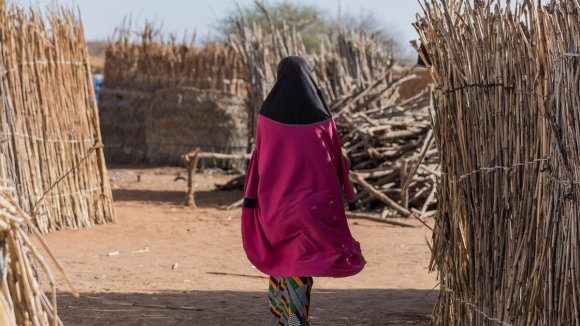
[350,171,411,217]
[185,149,200,207]
[400,159,409,210]
[182,150,252,207]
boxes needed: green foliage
[216,1,328,52]
[215,1,400,54]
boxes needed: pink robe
[241,115,365,277]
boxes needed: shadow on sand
[57,288,435,325]
[111,189,243,209]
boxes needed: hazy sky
[18,1,422,44]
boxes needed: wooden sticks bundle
[0,190,77,326]
[0,1,115,232]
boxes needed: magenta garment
[241,115,365,278]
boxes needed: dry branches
[0,190,77,326]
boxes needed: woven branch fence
[416,0,579,324]
[101,24,248,165]
[0,2,114,233]
[230,17,438,218]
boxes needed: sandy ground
[38,167,438,325]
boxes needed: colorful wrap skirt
[268,276,313,326]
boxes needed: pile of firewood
[330,74,438,220]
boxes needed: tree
[216,1,327,52]
[216,0,401,55]
[327,6,406,57]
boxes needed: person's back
[241,56,365,325]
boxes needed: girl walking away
[241,56,366,325]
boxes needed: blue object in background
[93,74,103,104]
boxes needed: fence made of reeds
[101,24,248,164]
[230,15,438,219]
[541,1,580,324]
[416,0,580,324]
[0,2,115,233]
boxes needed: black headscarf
[259,56,331,125]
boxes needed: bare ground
[38,167,437,325]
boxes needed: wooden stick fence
[416,0,580,324]
[0,2,114,232]
[541,1,580,324]
[182,149,251,207]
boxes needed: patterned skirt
[268,276,314,326]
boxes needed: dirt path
[40,167,437,325]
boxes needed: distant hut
[100,27,248,165]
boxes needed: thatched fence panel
[0,3,114,233]
[418,0,580,324]
[0,189,78,325]
[104,35,246,96]
[542,1,580,324]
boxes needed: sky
[17,0,423,50]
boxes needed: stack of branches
[417,0,580,324]
[0,1,115,232]
[316,31,436,218]
[312,28,395,101]
[229,16,308,148]
[230,10,436,219]
[0,190,77,325]
[333,85,436,218]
